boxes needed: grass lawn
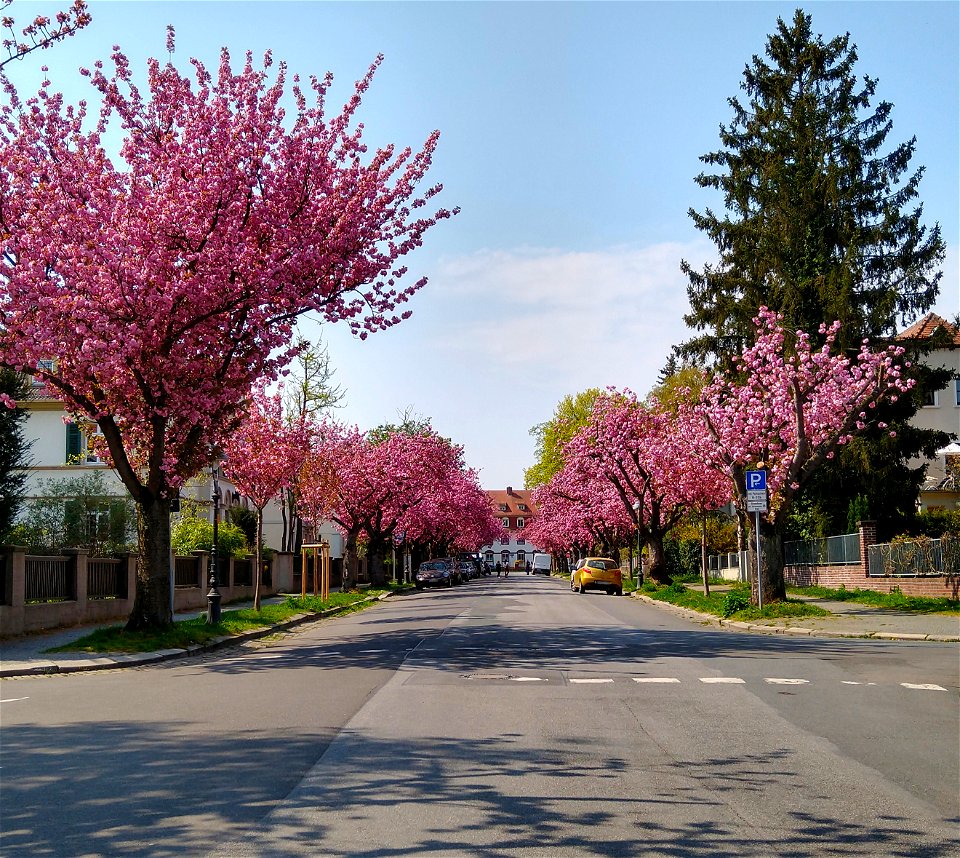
[47,585,411,654]
[787,585,959,615]
[637,581,830,621]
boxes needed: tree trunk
[645,535,672,585]
[126,495,173,631]
[701,513,710,597]
[747,515,787,604]
[341,531,358,590]
[254,507,264,612]
[368,541,388,587]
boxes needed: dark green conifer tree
[679,10,948,539]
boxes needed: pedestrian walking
[525,561,531,575]
[496,562,502,577]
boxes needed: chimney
[506,486,513,496]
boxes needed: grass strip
[47,585,410,654]
[638,581,829,621]
[787,585,959,615]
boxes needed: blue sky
[16,1,960,488]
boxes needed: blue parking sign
[746,469,767,491]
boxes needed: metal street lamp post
[206,466,223,624]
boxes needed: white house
[12,383,344,557]
[896,313,960,511]
[479,486,542,570]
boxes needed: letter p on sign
[746,469,767,491]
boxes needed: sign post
[745,469,768,610]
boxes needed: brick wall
[783,520,958,599]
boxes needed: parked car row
[414,555,488,589]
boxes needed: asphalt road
[1,575,957,857]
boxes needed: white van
[530,553,552,575]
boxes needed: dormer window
[517,503,528,511]
[499,503,508,512]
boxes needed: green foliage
[228,506,259,546]
[898,508,960,539]
[664,537,701,578]
[49,588,394,653]
[680,9,943,361]
[722,589,751,617]
[785,493,830,541]
[0,369,31,541]
[787,585,959,615]
[10,471,135,555]
[524,388,603,489]
[846,494,871,533]
[170,513,248,558]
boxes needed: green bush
[171,515,248,558]
[722,589,751,617]
[664,536,700,578]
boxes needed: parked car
[415,559,454,589]
[571,557,622,596]
[457,553,483,579]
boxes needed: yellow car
[571,557,622,596]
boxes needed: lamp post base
[206,589,222,625]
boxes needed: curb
[631,593,960,643]
[0,592,393,679]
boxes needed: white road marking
[765,678,810,685]
[632,677,681,684]
[0,697,30,703]
[358,649,388,654]
[570,678,614,684]
[700,677,745,684]
[901,683,947,692]
[841,681,861,685]
[510,677,547,682]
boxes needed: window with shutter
[66,423,82,462]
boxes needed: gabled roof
[486,488,538,516]
[896,313,960,346]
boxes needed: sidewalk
[0,592,387,679]
[638,584,960,643]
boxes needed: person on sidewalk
[496,562,502,577]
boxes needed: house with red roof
[480,486,541,570]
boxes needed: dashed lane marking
[570,678,614,684]
[0,697,30,703]
[632,677,681,684]
[510,677,547,682]
[765,678,810,685]
[841,681,877,686]
[901,683,947,692]
[699,677,746,684]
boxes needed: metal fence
[88,557,125,600]
[174,555,202,588]
[25,555,73,602]
[233,558,252,587]
[867,537,958,576]
[785,533,860,566]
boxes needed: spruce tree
[680,9,944,361]
[679,10,948,540]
